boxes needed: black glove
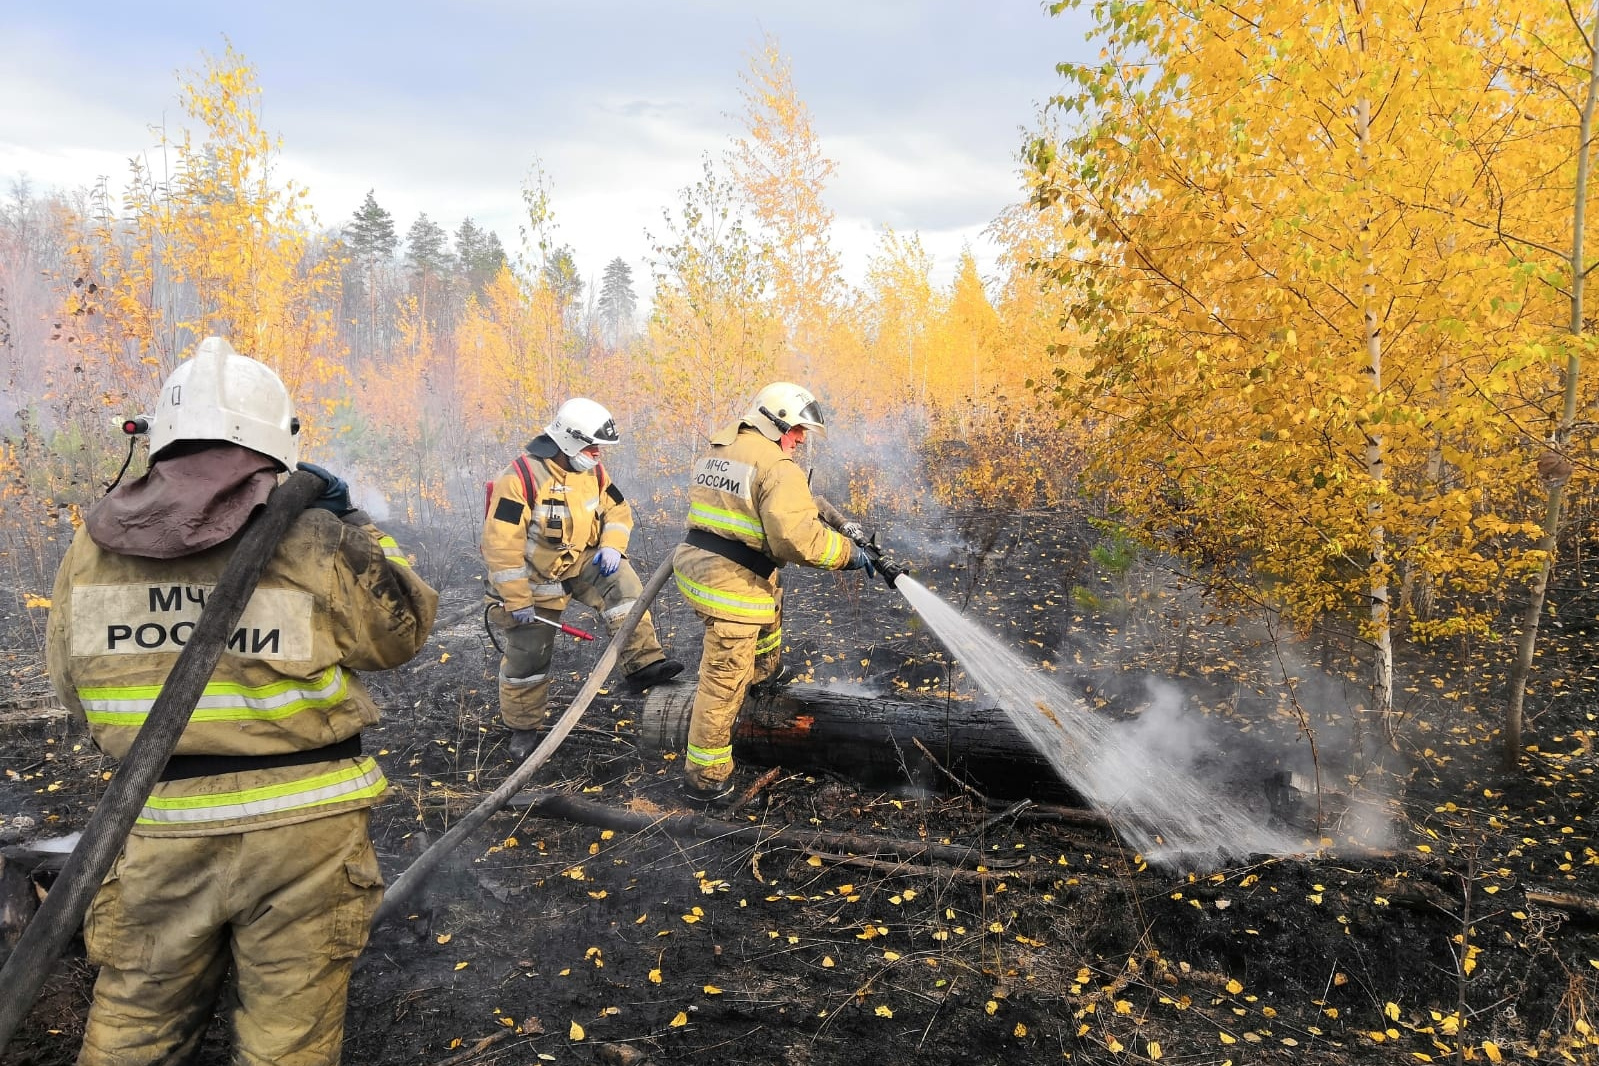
[296,462,355,516]
[845,545,877,578]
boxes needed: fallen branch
[728,766,783,814]
[1525,886,1599,919]
[432,1029,512,1066]
[912,736,988,802]
[801,849,1073,882]
[508,790,1026,870]
[1004,802,1117,832]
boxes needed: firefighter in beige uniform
[482,398,683,759]
[45,338,438,1066]
[672,382,874,802]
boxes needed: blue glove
[296,462,355,516]
[510,606,540,625]
[845,545,877,578]
[594,547,621,576]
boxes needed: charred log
[640,682,1084,804]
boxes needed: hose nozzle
[857,532,908,589]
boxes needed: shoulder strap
[513,455,538,503]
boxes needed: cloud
[1,1,1088,296]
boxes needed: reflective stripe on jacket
[481,445,633,611]
[46,508,438,836]
[673,422,852,624]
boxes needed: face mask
[569,451,598,472]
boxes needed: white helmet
[743,382,825,442]
[147,337,300,470]
[545,397,620,458]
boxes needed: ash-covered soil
[3,505,1597,1065]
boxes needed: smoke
[352,480,392,522]
[1039,544,1405,858]
[813,677,885,698]
[1121,677,1218,779]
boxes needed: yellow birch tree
[728,33,845,374]
[1028,0,1562,742]
[647,157,781,458]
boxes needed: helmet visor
[793,399,825,430]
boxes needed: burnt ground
[2,504,1597,1065]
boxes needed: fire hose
[373,554,675,928]
[0,470,326,1056]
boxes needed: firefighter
[482,397,683,758]
[672,382,875,804]
[45,337,439,1066]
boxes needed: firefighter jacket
[673,422,852,625]
[46,509,438,837]
[482,437,634,611]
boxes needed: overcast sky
[1,1,1094,295]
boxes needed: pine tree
[342,190,397,359]
[455,217,507,293]
[346,190,397,267]
[596,257,638,348]
[405,213,451,276]
[403,213,453,336]
[541,244,583,316]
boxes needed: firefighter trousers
[684,598,782,789]
[76,810,382,1066]
[494,556,667,730]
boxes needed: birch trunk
[1353,1,1395,752]
[1505,4,1599,768]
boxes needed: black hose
[0,470,325,1055]
[483,602,504,655]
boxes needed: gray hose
[0,470,324,1055]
